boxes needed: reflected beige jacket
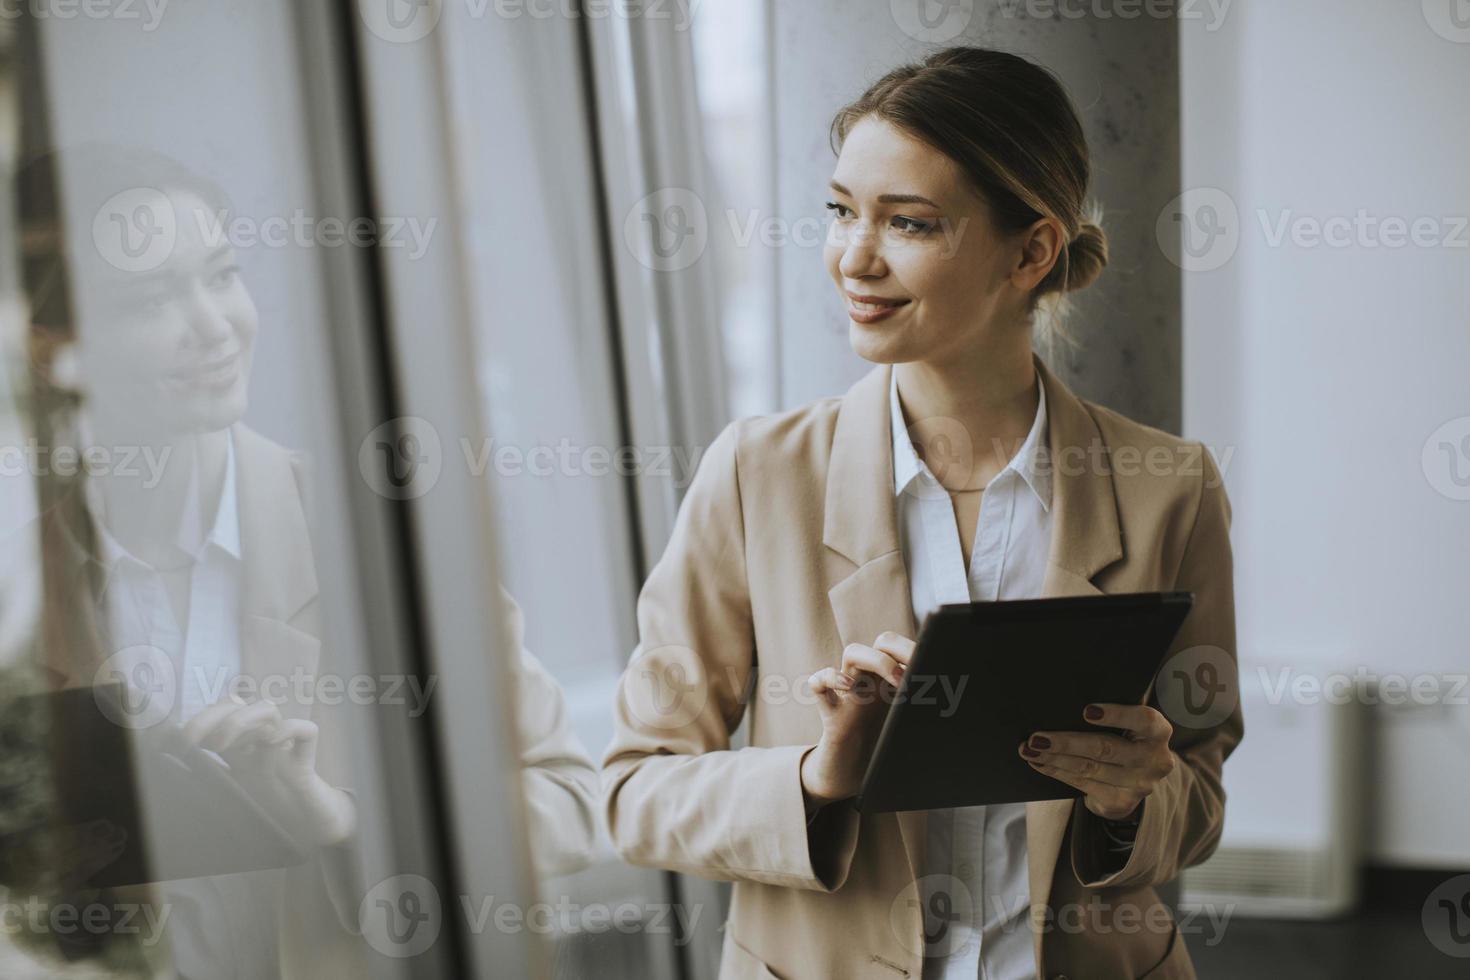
[602,359,1241,980]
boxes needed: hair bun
[1064,220,1109,292]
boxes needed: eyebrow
[829,181,940,208]
[102,245,235,292]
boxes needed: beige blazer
[602,358,1241,980]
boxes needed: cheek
[883,245,952,302]
[823,240,844,285]
[82,316,186,382]
[226,288,261,345]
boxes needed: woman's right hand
[800,631,916,806]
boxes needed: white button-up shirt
[890,368,1052,980]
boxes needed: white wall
[1182,0,1470,867]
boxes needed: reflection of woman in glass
[7,144,366,978]
[4,143,600,977]
[604,48,1238,980]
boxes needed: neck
[84,417,230,567]
[893,336,1039,491]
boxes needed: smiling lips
[845,291,911,324]
[177,351,239,387]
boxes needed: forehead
[831,116,967,202]
[77,187,232,293]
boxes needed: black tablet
[11,683,310,887]
[855,591,1194,813]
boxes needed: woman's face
[823,116,1033,367]
[73,188,258,437]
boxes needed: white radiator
[1179,658,1367,918]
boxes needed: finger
[808,668,854,707]
[1025,759,1140,815]
[202,700,285,753]
[1085,703,1172,741]
[274,718,319,766]
[839,643,905,688]
[181,698,253,747]
[1019,745,1152,790]
[871,631,917,668]
[1026,731,1152,768]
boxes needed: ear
[1009,217,1066,293]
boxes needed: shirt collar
[889,366,1052,512]
[86,430,242,568]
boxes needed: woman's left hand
[182,697,357,848]
[1018,703,1177,822]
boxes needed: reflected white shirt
[88,433,243,724]
[890,369,1051,980]
[86,433,273,980]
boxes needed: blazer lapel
[232,424,321,714]
[821,363,928,884]
[1026,355,1125,965]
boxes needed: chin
[847,319,917,366]
[186,387,249,435]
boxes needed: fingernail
[1084,705,1104,721]
[1021,746,1041,758]
[1029,735,1051,750]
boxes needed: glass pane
[433,9,681,979]
[0,6,452,978]
[692,1,777,418]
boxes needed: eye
[824,200,854,220]
[207,265,241,290]
[891,216,935,235]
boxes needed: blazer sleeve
[600,421,844,890]
[1070,445,1243,888]
[500,587,601,879]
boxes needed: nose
[836,218,887,280]
[180,279,233,345]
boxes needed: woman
[602,47,1239,980]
